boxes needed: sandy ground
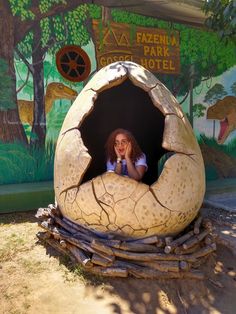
[0,209,236,314]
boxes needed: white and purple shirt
[106,154,147,177]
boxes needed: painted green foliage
[14,2,236,95]
[203,0,236,44]
[193,103,206,118]
[112,8,236,97]
[204,83,227,104]
[15,2,101,58]
[9,0,35,20]
[13,3,236,101]
[1,2,236,184]
[0,141,54,184]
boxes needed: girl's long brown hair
[105,128,143,163]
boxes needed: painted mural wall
[0,2,236,185]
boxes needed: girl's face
[114,133,129,157]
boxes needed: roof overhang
[94,0,207,28]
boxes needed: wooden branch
[182,230,210,250]
[47,214,97,243]
[182,271,205,280]
[135,260,189,272]
[66,243,92,268]
[62,217,102,239]
[192,243,216,259]
[48,204,61,217]
[127,235,161,245]
[118,242,162,253]
[136,261,180,273]
[53,216,86,238]
[59,233,89,251]
[91,254,113,267]
[98,239,121,248]
[128,267,203,280]
[202,218,213,231]
[39,237,76,263]
[36,231,51,240]
[174,244,201,255]
[91,239,114,256]
[79,241,115,263]
[35,207,51,219]
[95,238,161,252]
[113,247,196,263]
[59,240,67,248]
[90,267,128,277]
[165,237,173,245]
[204,235,214,245]
[115,261,202,279]
[194,216,203,234]
[179,261,190,271]
[40,221,70,240]
[192,256,209,268]
[164,231,194,253]
[36,208,215,278]
[46,217,55,225]
[92,239,196,262]
[156,238,165,248]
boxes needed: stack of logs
[36,205,216,279]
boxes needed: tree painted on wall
[204,83,227,138]
[9,1,93,148]
[0,59,15,111]
[0,0,93,147]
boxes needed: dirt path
[0,210,236,314]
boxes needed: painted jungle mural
[0,1,235,185]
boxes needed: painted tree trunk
[30,21,46,148]
[0,0,27,144]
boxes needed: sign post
[92,20,180,74]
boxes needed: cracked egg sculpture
[54,61,205,238]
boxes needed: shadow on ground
[1,210,236,314]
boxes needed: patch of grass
[20,258,46,274]
[0,233,28,262]
[62,262,104,286]
[73,264,105,285]
[23,302,31,311]
[0,212,37,225]
[3,292,15,300]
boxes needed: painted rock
[54,61,205,237]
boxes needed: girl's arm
[126,159,146,180]
[125,143,146,181]
[114,146,122,175]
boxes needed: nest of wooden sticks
[36,204,216,279]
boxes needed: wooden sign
[92,20,180,74]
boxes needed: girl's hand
[114,146,122,158]
[125,142,132,159]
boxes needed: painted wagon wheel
[56,45,91,82]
